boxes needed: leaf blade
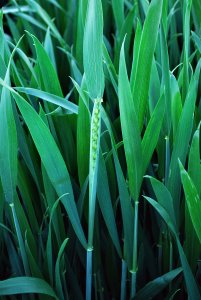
[83,0,104,99]
[118,40,142,201]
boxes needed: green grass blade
[141,94,165,176]
[28,33,63,96]
[8,88,87,249]
[75,1,85,66]
[118,40,142,201]
[132,0,163,130]
[0,37,20,204]
[15,87,78,114]
[146,176,177,228]
[0,277,58,299]
[160,24,171,134]
[134,268,182,300]
[83,0,104,99]
[44,27,57,70]
[77,80,90,186]
[170,74,182,141]
[0,87,17,204]
[103,43,118,94]
[130,19,142,97]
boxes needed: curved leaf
[0,277,58,299]
[134,268,182,300]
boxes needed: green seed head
[93,116,99,124]
[92,143,97,151]
[94,108,99,115]
[92,135,98,143]
[92,127,98,135]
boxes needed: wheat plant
[0,0,201,299]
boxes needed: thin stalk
[130,201,139,299]
[131,272,137,299]
[120,259,127,300]
[86,248,93,300]
[165,136,170,186]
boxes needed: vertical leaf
[29,33,63,97]
[0,88,17,204]
[118,40,142,201]
[160,24,171,134]
[130,19,142,96]
[132,0,163,130]
[77,80,90,186]
[141,94,165,176]
[83,0,104,99]
[0,37,18,204]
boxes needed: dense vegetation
[0,0,201,299]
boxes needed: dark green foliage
[0,1,201,299]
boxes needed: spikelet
[90,98,103,170]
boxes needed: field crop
[0,0,201,299]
